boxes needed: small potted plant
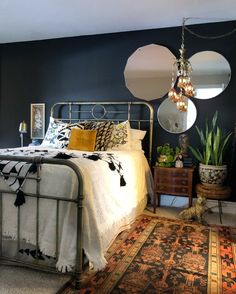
[189,111,232,186]
[156,143,181,167]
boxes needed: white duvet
[1,147,153,271]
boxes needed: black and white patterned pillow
[85,121,114,151]
[41,117,66,147]
[57,123,84,148]
[107,120,131,151]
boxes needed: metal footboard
[0,155,84,288]
[0,100,154,290]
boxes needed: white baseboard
[160,195,236,215]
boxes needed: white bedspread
[1,147,153,271]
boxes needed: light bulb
[176,100,187,112]
[184,82,195,97]
[178,75,190,89]
[168,88,179,103]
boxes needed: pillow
[84,121,114,151]
[41,117,65,147]
[107,120,131,151]
[130,128,146,150]
[67,129,97,152]
[41,117,84,148]
[56,122,84,148]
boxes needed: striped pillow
[85,121,114,151]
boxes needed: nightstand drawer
[155,184,189,195]
[155,177,189,186]
[155,169,188,178]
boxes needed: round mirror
[189,51,231,99]
[157,98,197,133]
[124,44,175,101]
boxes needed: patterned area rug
[59,215,236,293]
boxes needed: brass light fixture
[168,18,195,112]
[19,120,27,147]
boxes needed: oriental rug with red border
[59,215,236,293]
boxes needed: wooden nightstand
[153,166,195,213]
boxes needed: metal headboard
[50,101,154,163]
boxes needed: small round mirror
[124,44,175,101]
[189,51,231,99]
[157,98,197,133]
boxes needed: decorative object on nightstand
[189,111,232,187]
[19,121,27,147]
[175,157,183,168]
[179,133,193,167]
[195,183,231,224]
[152,166,195,213]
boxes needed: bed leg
[74,274,81,290]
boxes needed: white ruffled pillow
[129,128,146,150]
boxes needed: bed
[0,101,154,288]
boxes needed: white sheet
[0,147,153,271]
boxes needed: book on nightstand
[182,157,193,167]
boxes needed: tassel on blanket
[53,152,73,159]
[56,263,73,273]
[28,162,38,174]
[14,190,25,207]
[82,153,126,187]
[120,175,126,186]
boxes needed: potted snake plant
[189,111,232,187]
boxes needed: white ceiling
[0,0,235,44]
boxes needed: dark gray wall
[0,21,236,199]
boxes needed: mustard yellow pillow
[67,128,97,151]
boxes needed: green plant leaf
[212,127,220,165]
[218,132,232,165]
[188,145,204,163]
[212,111,218,130]
[196,126,205,146]
[190,111,231,166]
[205,130,212,165]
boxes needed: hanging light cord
[181,18,185,48]
[183,17,236,39]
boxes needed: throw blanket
[0,147,150,273]
[0,149,126,207]
[0,160,37,206]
